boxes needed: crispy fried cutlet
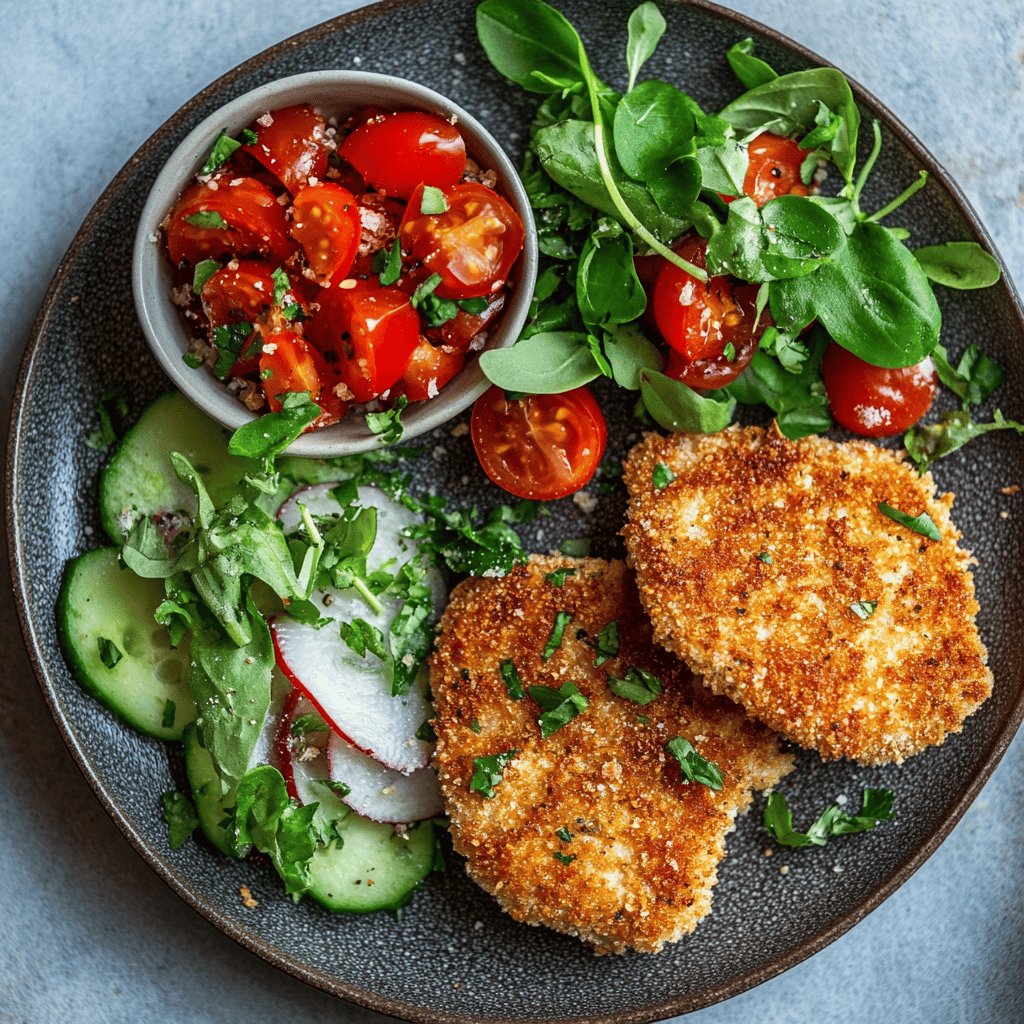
[430,556,792,954]
[623,427,993,765]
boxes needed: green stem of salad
[866,170,928,223]
[849,119,883,205]
[351,576,384,616]
[581,57,708,282]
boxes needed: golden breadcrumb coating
[430,556,792,954]
[623,427,993,765]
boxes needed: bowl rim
[131,68,538,457]
[7,0,1024,1022]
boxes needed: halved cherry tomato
[305,280,420,403]
[744,133,809,207]
[259,330,322,411]
[290,183,361,284]
[470,386,607,500]
[338,111,466,199]
[242,105,328,192]
[399,338,465,402]
[652,236,766,388]
[438,293,506,352]
[400,182,525,300]
[200,259,276,326]
[165,176,293,265]
[821,342,937,437]
[309,351,350,426]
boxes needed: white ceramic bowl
[133,71,537,457]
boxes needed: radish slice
[271,483,445,775]
[327,731,441,824]
[248,667,291,770]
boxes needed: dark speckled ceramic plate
[8,1,1024,1021]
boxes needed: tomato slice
[165,175,293,265]
[399,338,465,402]
[337,111,466,199]
[242,105,329,192]
[821,342,937,437]
[743,133,809,207]
[305,280,420,403]
[470,386,607,500]
[259,330,322,412]
[652,236,767,387]
[400,182,525,300]
[290,183,361,284]
[200,259,276,325]
[438,293,506,353]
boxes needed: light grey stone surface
[1,1,1021,1023]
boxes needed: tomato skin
[259,330,322,411]
[200,259,276,326]
[305,280,420,403]
[399,338,465,401]
[337,111,466,199]
[438,293,506,352]
[743,133,809,207]
[470,386,607,501]
[165,176,293,265]
[290,183,362,284]
[652,236,767,387]
[821,343,937,437]
[242,105,328,192]
[400,182,525,300]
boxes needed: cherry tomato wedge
[242,105,328,192]
[744,133,809,207]
[309,353,350,426]
[438,293,506,352]
[165,176,293,265]
[290,183,361,284]
[259,330,322,411]
[200,259,276,326]
[305,280,420,403]
[400,182,525,300]
[470,386,607,501]
[400,338,465,402]
[652,236,766,388]
[337,111,466,199]
[821,342,937,437]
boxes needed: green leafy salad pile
[474,0,1021,468]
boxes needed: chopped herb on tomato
[878,501,942,541]
[420,185,449,214]
[542,610,574,660]
[212,321,254,379]
[666,737,724,791]
[192,258,221,295]
[185,210,229,230]
[271,266,290,306]
[282,302,303,322]
[470,749,518,798]
[200,131,243,175]
[378,239,403,287]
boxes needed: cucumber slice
[57,547,195,740]
[182,723,233,855]
[308,817,436,913]
[99,391,256,542]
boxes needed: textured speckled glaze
[7,1,1024,1022]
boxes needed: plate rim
[7,0,1024,1021]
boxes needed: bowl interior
[133,69,538,458]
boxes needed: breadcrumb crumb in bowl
[132,70,537,457]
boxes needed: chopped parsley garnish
[212,321,253,379]
[182,352,203,369]
[97,636,123,669]
[544,566,577,588]
[240,128,258,146]
[470,749,518,798]
[723,341,737,362]
[281,302,303,322]
[410,272,460,326]
[458,297,489,314]
[339,617,389,660]
[161,699,177,729]
[469,718,483,734]
[636,714,651,725]
[652,462,676,489]
[757,551,774,564]
[878,501,941,541]
[499,659,525,700]
[377,239,403,287]
[763,789,894,848]
[542,610,574,660]
[161,791,199,850]
[420,185,449,214]
[192,258,221,295]
[271,266,290,305]
[319,779,352,797]
[850,600,878,620]
[528,682,589,738]
[553,851,576,865]
[291,712,327,737]
[365,395,408,445]
[559,537,591,557]
[555,826,573,843]
[607,666,663,705]
[666,737,724,791]
[591,619,619,666]
[200,131,242,175]
[415,719,437,742]
[185,210,228,230]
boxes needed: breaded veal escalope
[430,556,792,954]
[623,426,993,765]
